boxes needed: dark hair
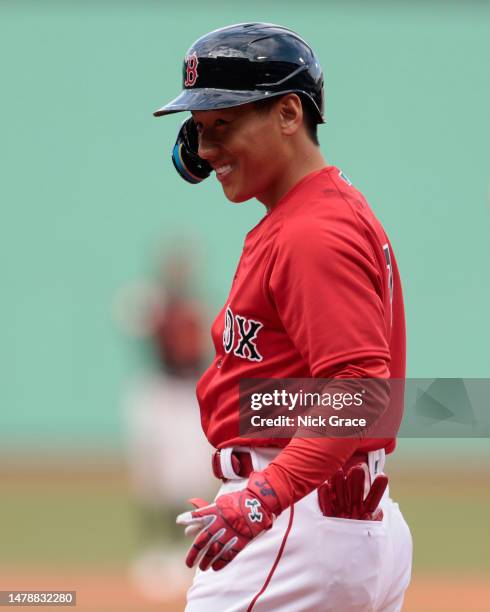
[253,95,319,146]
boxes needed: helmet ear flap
[172,118,212,184]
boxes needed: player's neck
[257,145,327,212]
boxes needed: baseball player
[153,22,412,611]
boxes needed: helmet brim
[154,88,294,117]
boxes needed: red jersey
[197,166,405,456]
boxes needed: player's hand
[176,474,276,571]
[318,464,388,520]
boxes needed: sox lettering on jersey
[223,307,234,353]
[223,306,263,362]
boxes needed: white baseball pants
[185,447,412,612]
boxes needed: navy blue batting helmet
[154,22,325,123]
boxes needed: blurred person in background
[115,246,215,601]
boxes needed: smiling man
[191,97,325,206]
[154,22,412,612]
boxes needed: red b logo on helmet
[184,52,199,87]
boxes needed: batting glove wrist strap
[246,471,282,516]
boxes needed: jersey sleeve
[268,208,390,377]
[260,207,392,512]
[261,357,390,511]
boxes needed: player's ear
[277,94,303,136]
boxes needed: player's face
[192,104,285,204]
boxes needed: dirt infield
[403,575,490,612]
[1,570,489,611]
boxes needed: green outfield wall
[1,1,489,451]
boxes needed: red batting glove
[176,473,276,572]
[318,463,388,520]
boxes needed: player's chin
[222,183,253,204]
